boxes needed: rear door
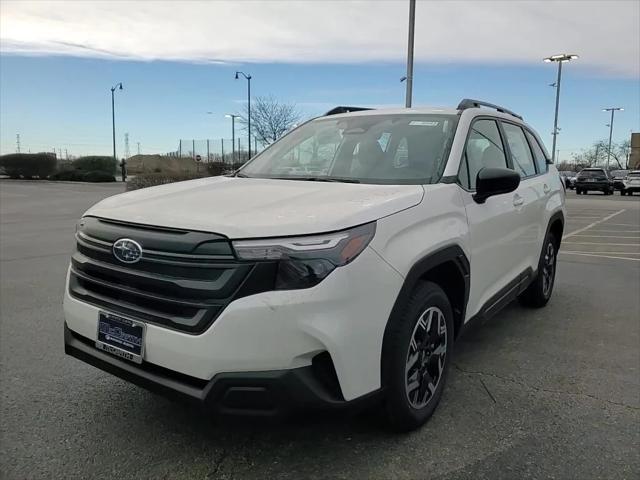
[500,121,545,276]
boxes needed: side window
[525,130,548,173]
[502,123,537,178]
[460,119,507,189]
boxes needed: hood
[85,176,424,238]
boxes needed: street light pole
[225,114,239,163]
[603,107,624,170]
[543,54,578,163]
[110,83,123,163]
[405,0,416,108]
[235,71,252,159]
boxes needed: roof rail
[324,106,373,116]
[457,98,523,120]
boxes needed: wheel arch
[547,211,565,248]
[381,245,470,384]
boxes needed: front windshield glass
[239,114,459,184]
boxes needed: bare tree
[571,139,631,170]
[239,96,302,146]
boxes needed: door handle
[543,184,550,194]
[513,194,524,207]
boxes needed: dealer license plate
[96,312,145,364]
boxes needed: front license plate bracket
[95,312,145,364]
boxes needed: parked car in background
[610,169,630,192]
[575,168,613,195]
[559,171,577,189]
[620,170,640,195]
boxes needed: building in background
[629,133,640,169]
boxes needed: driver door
[458,118,524,319]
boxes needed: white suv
[64,99,566,431]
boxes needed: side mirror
[473,167,520,204]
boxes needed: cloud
[1,0,638,76]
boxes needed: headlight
[232,222,376,290]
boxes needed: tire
[576,189,581,195]
[382,281,454,432]
[519,231,558,308]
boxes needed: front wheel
[519,232,558,308]
[382,281,454,432]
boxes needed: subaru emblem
[112,238,143,264]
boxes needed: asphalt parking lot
[1,181,639,480]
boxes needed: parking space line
[562,242,639,246]
[570,235,640,239]
[563,209,626,239]
[584,230,640,233]
[600,223,640,227]
[562,250,640,255]
[560,251,640,261]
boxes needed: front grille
[69,216,277,334]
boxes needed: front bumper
[65,324,380,415]
[64,247,404,402]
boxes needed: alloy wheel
[405,306,448,409]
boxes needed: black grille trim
[70,217,277,334]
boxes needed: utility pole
[16,134,21,153]
[137,142,140,155]
[124,133,130,159]
[404,0,416,108]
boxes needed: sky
[1,0,639,163]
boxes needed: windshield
[238,114,459,184]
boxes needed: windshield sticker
[409,121,439,126]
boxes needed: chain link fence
[175,138,262,163]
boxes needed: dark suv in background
[575,168,613,195]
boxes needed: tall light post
[543,54,578,163]
[235,71,252,159]
[603,107,624,169]
[404,0,416,108]
[110,82,123,162]
[225,114,240,163]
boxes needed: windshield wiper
[234,172,251,178]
